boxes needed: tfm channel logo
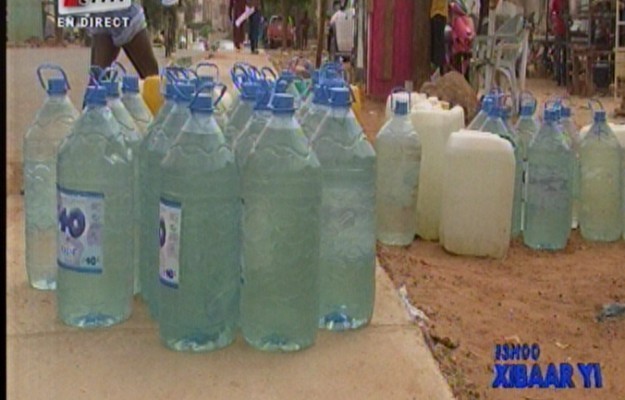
[57,0,132,28]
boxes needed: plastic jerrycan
[240,93,322,352]
[56,84,134,328]
[375,89,422,246]
[440,130,516,258]
[24,64,79,291]
[523,103,574,251]
[578,101,623,242]
[413,101,465,241]
[158,83,240,353]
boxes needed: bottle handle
[261,66,277,82]
[195,62,220,81]
[231,64,249,91]
[189,81,218,111]
[247,65,262,82]
[214,83,227,107]
[98,66,120,84]
[111,61,127,77]
[37,63,71,92]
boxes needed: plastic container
[311,87,376,331]
[384,91,427,120]
[138,82,196,319]
[240,94,322,352]
[523,106,574,250]
[467,96,494,130]
[578,104,623,241]
[440,130,516,258]
[158,86,240,352]
[413,105,465,240]
[480,106,523,238]
[375,91,421,246]
[24,65,79,290]
[223,81,259,146]
[56,85,134,328]
[121,75,154,135]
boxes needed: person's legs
[249,13,260,53]
[122,29,160,79]
[91,34,121,70]
[430,15,446,73]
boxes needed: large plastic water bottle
[311,87,376,331]
[560,105,581,229]
[223,81,259,146]
[24,65,79,290]
[297,70,320,120]
[579,104,623,241]
[121,75,154,135]
[480,106,523,237]
[158,86,240,352]
[102,77,143,295]
[56,85,134,328]
[468,96,494,130]
[233,80,287,171]
[138,82,196,318]
[375,91,421,246]
[515,96,540,165]
[524,105,574,250]
[240,93,322,352]
[300,84,332,140]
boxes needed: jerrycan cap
[270,93,296,114]
[196,75,215,88]
[254,83,272,111]
[328,87,351,108]
[543,108,558,122]
[84,86,108,106]
[520,104,534,116]
[240,82,260,101]
[47,78,68,95]
[103,80,121,98]
[594,109,607,122]
[395,99,409,115]
[122,76,140,94]
[175,82,196,102]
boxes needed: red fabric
[230,0,247,48]
[64,0,82,7]
[367,0,415,100]
[550,0,566,37]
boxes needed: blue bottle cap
[254,84,272,111]
[487,105,500,118]
[481,96,494,112]
[175,82,196,102]
[560,106,571,118]
[312,85,328,105]
[395,99,409,116]
[520,104,534,117]
[594,109,607,123]
[122,76,140,94]
[190,94,214,114]
[103,81,121,98]
[240,81,260,101]
[47,78,68,95]
[328,87,351,108]
[543,108,558,122]
[84,86,107,106]
[271,93,295,114]
[274,79,289,94]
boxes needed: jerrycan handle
[261,67,277,82]
[170,80,195,102]
[247,65,262,82]
[213,83,228,107]
[98,66,120,83]
[189,81,225,110]
[195,62,220,81]
[390,87,411,113]
[111,61,127,77]
[231,64,249,90]
[37,63,71,92]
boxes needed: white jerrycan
[384,90,426,119]
[581,122,625,240]
[413,104,465,241]
[440,130,516,258]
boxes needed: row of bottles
[23,62,377,354]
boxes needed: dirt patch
[358,87,625,400]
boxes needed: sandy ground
[358,79,625,400]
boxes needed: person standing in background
[248,0,263,54]
[230,0,247,50]
[430,0,449,74]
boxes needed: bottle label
[57,186,105,274]
[159,198,182,289]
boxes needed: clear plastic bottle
[240,94,322,352]
[375,95,421,246]
[579,107,623,241]
[104,79,143,295]
[480,106,523,238]
[194,76,230,131]
[297,70,320,120]
[468,96,494,130]
[145,79,177,137]
[158,89,241,352]
[300,84,332,140]
[121,75,154,135]
[560,106,581,229]
[223,81,259,146]
[24,65,79,290]
[515,98,540,233]
[524,106,574,250]
[311,87,376,331]
[56,85,134,328]
[138,82,196,318]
